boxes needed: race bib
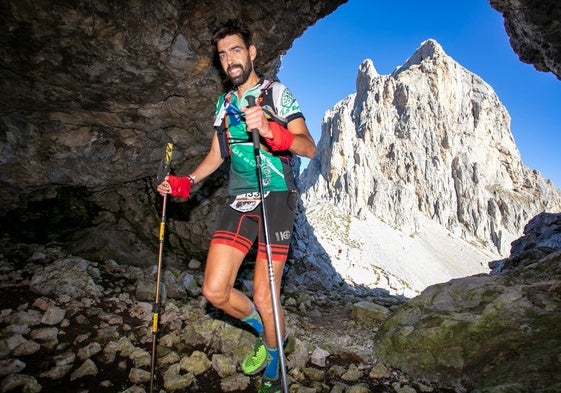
[230,192,269,212]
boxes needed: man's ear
[249,45,257,61]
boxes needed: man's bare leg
[202,243,253,319]
[252,257,285,347]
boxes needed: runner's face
[217,34,254,86]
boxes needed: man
[157,19,316,393]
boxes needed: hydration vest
[215,79,290,160]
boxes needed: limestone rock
[1,230,560,391]
[350,301,391,325]
[0,359,25,377]
[220,373,251,392]
[294,39,561,295]
[70,358,98,381]
[180,350,212,376]
[0,374,42,393]
[310,346,330,367]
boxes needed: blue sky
[278,0,561,188]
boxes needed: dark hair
[212,19,252,48]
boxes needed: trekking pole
[246,96,289,393]
[150,142,174,393]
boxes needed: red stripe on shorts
[211,230,254,254]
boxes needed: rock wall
[0,0,345,264]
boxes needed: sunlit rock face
[293,39,561,296]
[0,0,345,263]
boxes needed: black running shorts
[211,190,298,262]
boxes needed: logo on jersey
[278,89,299,119]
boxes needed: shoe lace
[259,380,279,393]
[252,338,263,354]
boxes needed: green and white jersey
[214,78,304,196]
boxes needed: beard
[227,55,253,86]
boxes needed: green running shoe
[241,336,267,375]
[259,377,281,393]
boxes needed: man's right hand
[156,175,192,199]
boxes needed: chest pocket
[214,81,287,159]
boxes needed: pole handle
[156,142,174,184]
[246,96,261,152]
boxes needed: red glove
[167,175,192,198]
[264,122,294,151]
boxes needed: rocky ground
[0,240,459,393]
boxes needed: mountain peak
[393,39,447,75]
[416,38,444,56]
